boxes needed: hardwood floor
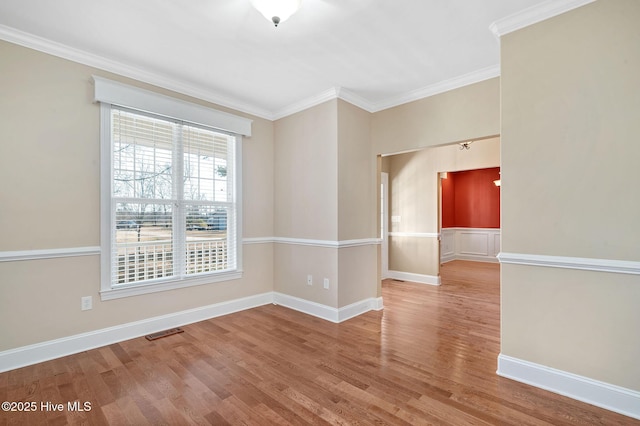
[1,260,636,425]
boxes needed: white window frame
[94,76,251,301]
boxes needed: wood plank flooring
[1,260,637,425]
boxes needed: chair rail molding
[497,252,640,275]
[0,246,101,262]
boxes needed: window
[95,77,251,300]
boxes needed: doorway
[379,137,500,284]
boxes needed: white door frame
[381,172,389,279]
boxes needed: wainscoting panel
[441,229,456,263]
[441,228,500,263]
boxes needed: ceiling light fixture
[251,0,302,27]
[459,141,473,150]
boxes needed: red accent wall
[441,172,456,228]
[441,167,500,228]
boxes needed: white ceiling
[0,0,586,119]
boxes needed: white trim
[0,292,273,374]
[98,103,244,298]
[387,270,441,286]
[489,0,596,38]
[242,237,274,245]
[272,87,340,121]
[100,271,244,301]
[338,238,383,248]
[336,87,376,113]
[497,252,640,275]
[272,292,383,323]
[497,354,640,421]
[241,237,383,247]
[272,237,381,248]
[0,291,382,373]
[456,254,499,264]
[388,232,440,239]
[235,137,244,272]
[371,65,501,112]
[441,253,457,263]
[0,24,501,121]
[99,103,112,294]
[271,66,501,118]
[0,246,101,262]
[92,76,252,136]
[0,25,273,120]
[338,297,384,322]
[381,172,389,279]
[441,228,501,264]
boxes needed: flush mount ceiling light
[251,0,302,27]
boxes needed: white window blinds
[96,77,248,299]
[108,108,239,290]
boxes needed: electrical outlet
[307,274,313,286]
[81,296,92,311]
[323,278,329,289]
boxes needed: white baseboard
[0,291,383,373]
[0,292,273,373]
[456,254,499,263]
[441,253,456,264]
[273,292,383,323]
[339,297,384,322]
[387,270,441,286]
[497,354,640,420]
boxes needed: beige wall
[273,101,339,306]
[338,245,378,307]
[0,40,275,350]
[372,78,500,156]
[337,100,375,241]
[273,100,378,308]
[274,100,338,240]
[337,100,378,306]
[386,138,500,277]
[501,0,640,390]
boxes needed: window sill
[100,270,243,301]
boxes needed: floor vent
[145,327,184,341]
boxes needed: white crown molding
[272,62,501,118]
[7,3,598,124]
[0,246,101,262]
[370,65,501,112]
[498,354,640,421]
[489,0,597,38]
[0,24,273,120]
[336,87,377,113]
[387,270,441,286]
[1,23,503,121]
[498,252,640,275]
[271,87,341,120]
